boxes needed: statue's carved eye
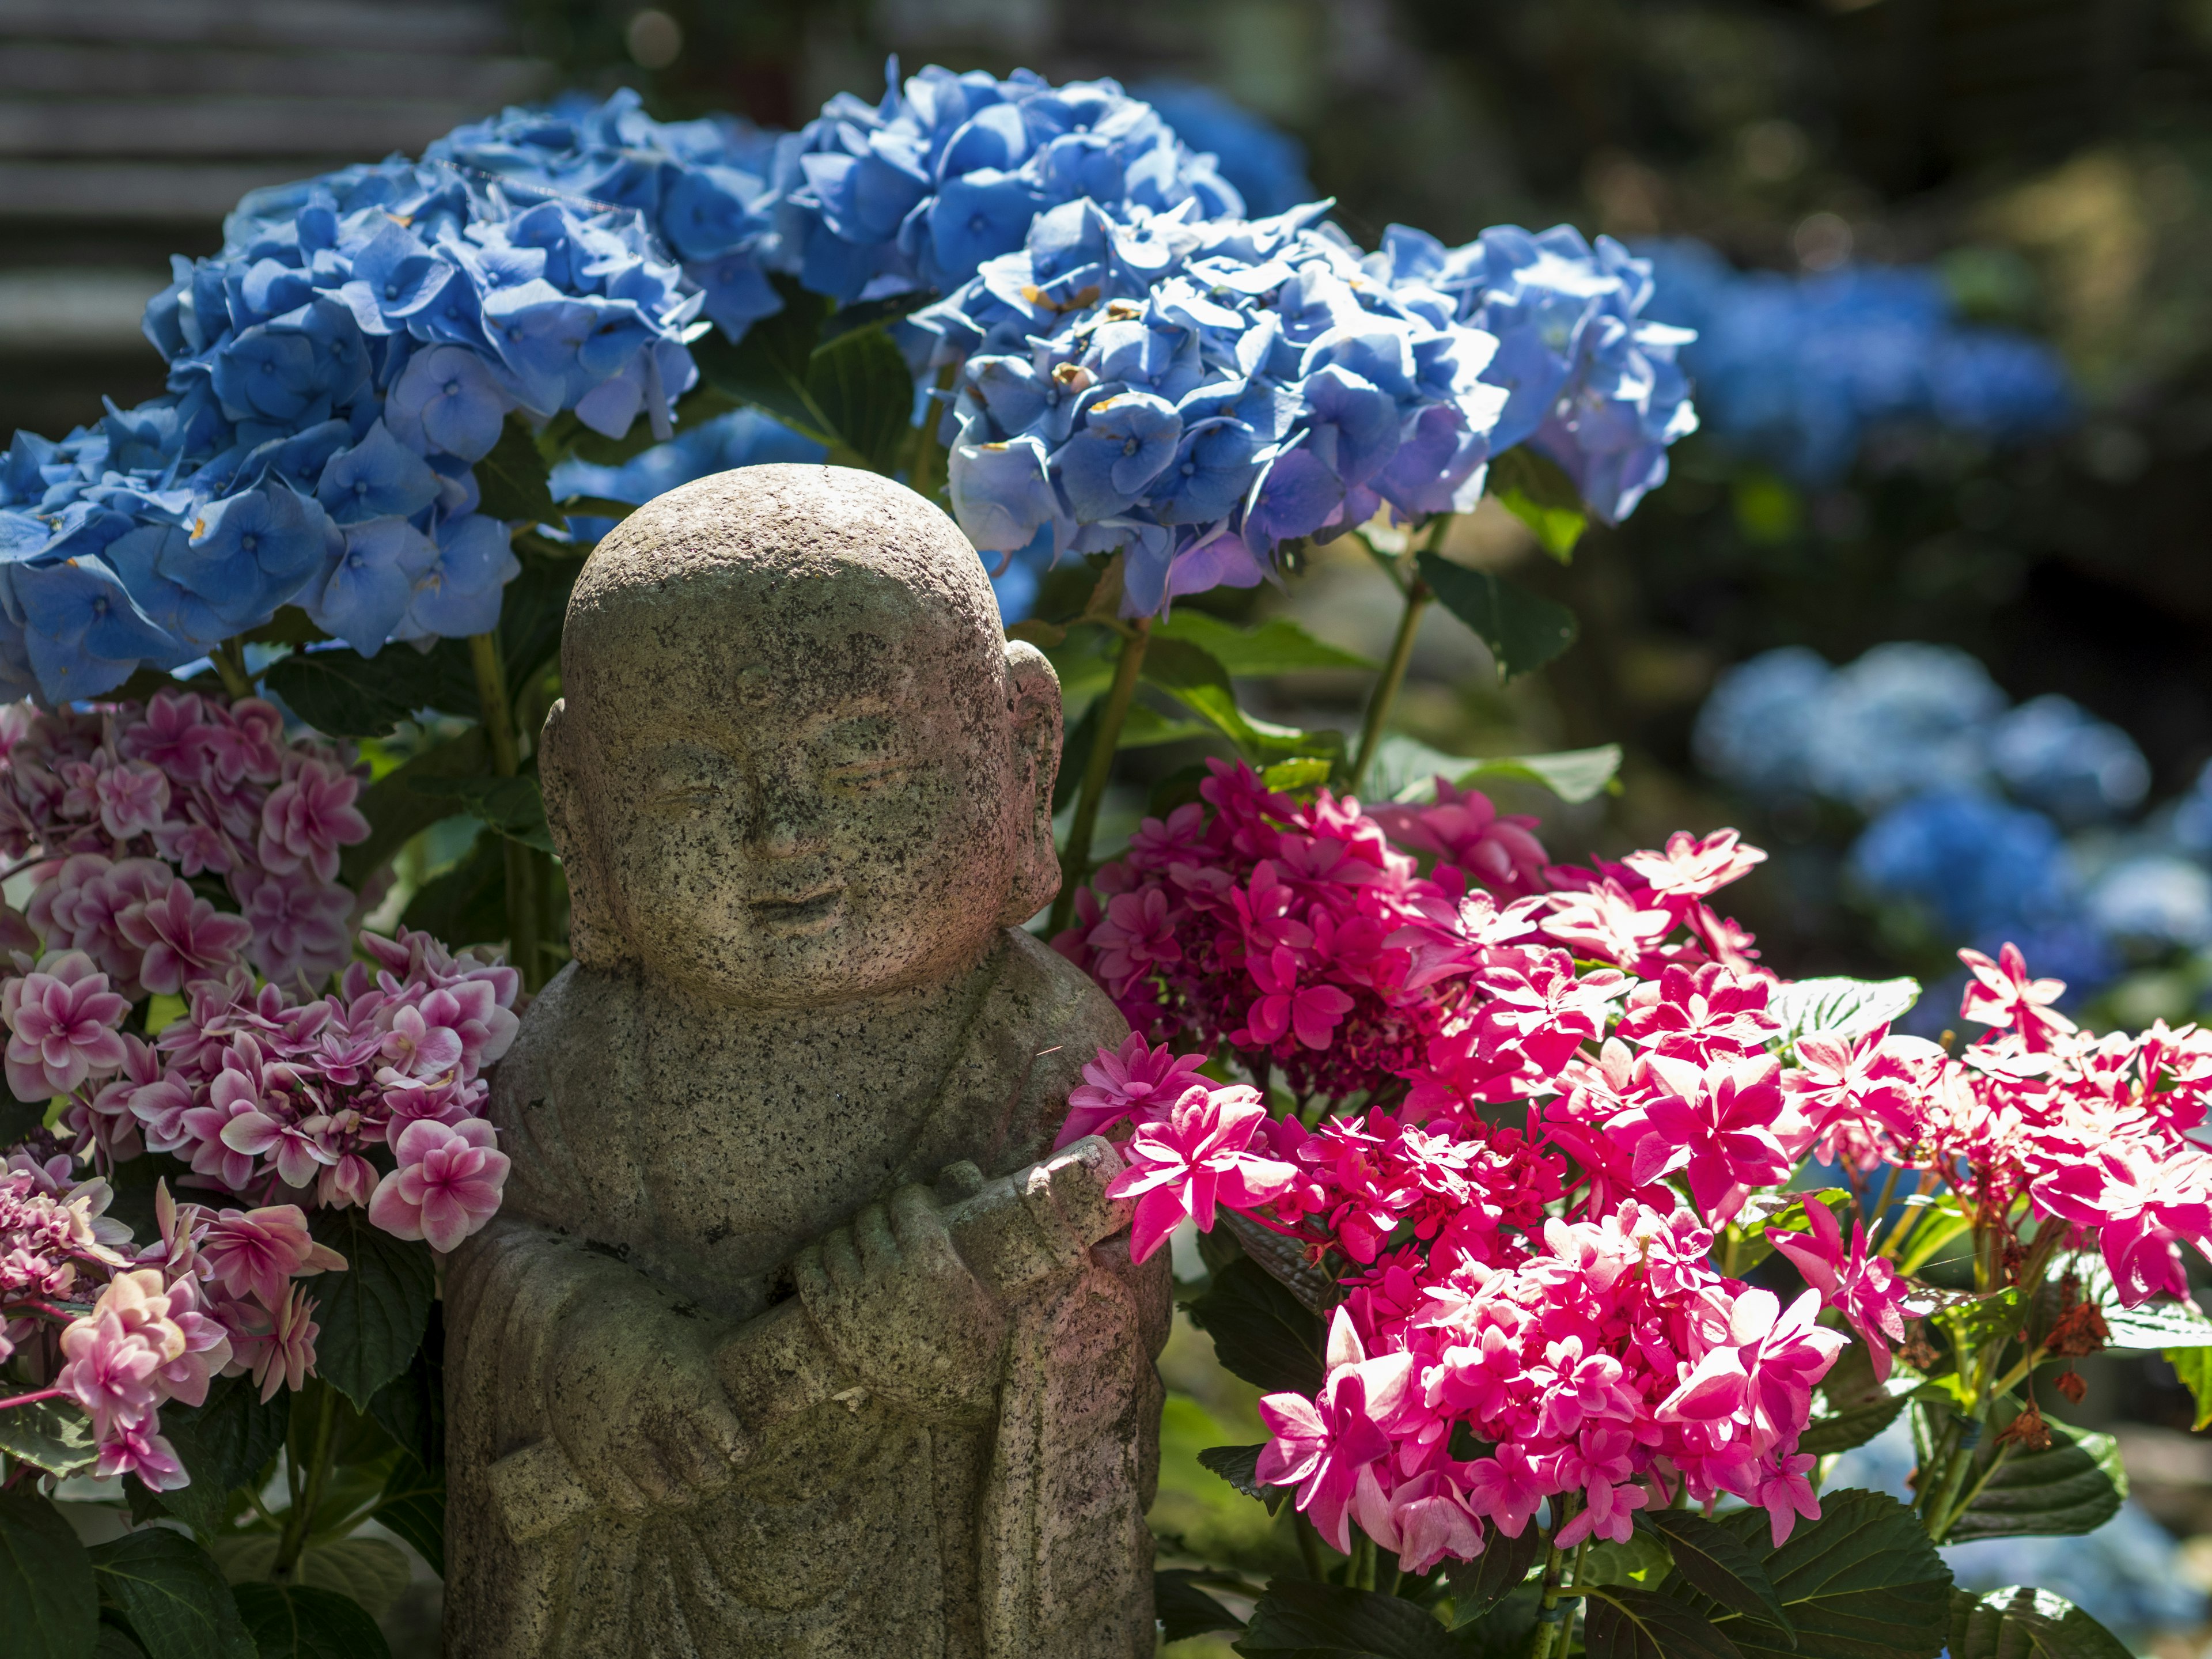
[824,757,911,793]
[647,781,722,815]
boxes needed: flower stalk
[469,631,541,990]
[1349,516,1451,795]
[1047,618,1151,937]
[275,1379,338,1575]
[212,637,255,702]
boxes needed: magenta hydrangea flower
[256,757,370,885]
[1054,1032,1213,1149]
[2,949,130,1100]
[1105,1085,1296,1261]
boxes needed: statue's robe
[444,930,1163,1658]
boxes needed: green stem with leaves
[1046,619,1150,937]
[1525,1520,1577,1659]
[212,637,254,702]
[1349,516,1451,794]
[469,631,541,990]
[275,1380,337,1575]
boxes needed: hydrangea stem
[1349,516,1450,796]
[1046,619,1150,937]
[469,631,541,990]
[212,638,254,702]
[275,1380,337,1575]
[1525,1517,1576,1659]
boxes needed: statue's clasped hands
[794,1183,1009,1425]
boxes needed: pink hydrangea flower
[199,1205,347,1311]
[257,758,370,885]
[229,1282,321,1402]
[118,878,255,995]
[1055,1033,1213,1149]
[1256,1310,1419,1553]
[1105,1086,1296,1261]
[96,760,172,841]
[237,869,353,989]
[2,949,130,1099]
[1767,1197,1909,1378]
[368,1117,510,1252]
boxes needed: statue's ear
[1001,640,1064,925]
[539,698,627,968]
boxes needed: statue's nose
[743,771,830,858]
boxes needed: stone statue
[442,465,1165,1658]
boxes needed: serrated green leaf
[1117,704,1213,750]
[1262,757,1334,791]
[230,1582,392,1659]
[154,1374,290,1535]
[399,831,506,951]
[1643,1512,1791,1631]
[1235,1580,1456,1657]
[264,642,480,741]
[1157,1569,1247,1643]
[1195,1443,1288,1514]
[99,1625,150,1658]
[1585,1586,1745,1659]
[1184,1257,1326,1396]
[1153,611,1374,675]
[496,547,580,707]
[1767,978,1923,1049]
[806,324,913,472]
[213,1535,410,1622]
[1666,1488,1950,1659]
[369,1452,444,1578]
[1796,1340,1916,1458]
[0,1490,97,1659]
[1938,1289,2024,1353]
[1414,550,1578,681]
[690,275,836,443]
[91,1528,255,1659]
[1370,734,1620,807]
[1455,1584,1542,1658]
[407,773,555,853]
[366,1310,443,1477]
[1944,1409,2123,1543]
[474,414,558,524]
[1488,448,1589,562]
[1946,1586,2133,1659]
[2165,1346,2212,1430]
[1142,637,1330,762]
[337,725,491,891]
[1444,1525,1543,1622]
[2055,1253,2212,1348]
[0,1398,97,1478]
[305,1209,435,1411]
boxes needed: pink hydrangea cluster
[1059,765,2212,1575]
[1,1160,346,1486]
[0,688,520,1494]
[0,690,369,990]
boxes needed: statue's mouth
[749,885,846,933]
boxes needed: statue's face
[570,571,1025,1005]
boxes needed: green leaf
[2055,1253,2212,1349]
[1767,978,1923,1049]
[497,546,581,707]
[1937,1289,2025,1354]
[1142,637,1332,762]
[264,642,481,741]
[369,1452,444,1578]
[1664,1488,1950,1659]
[306,1209,435,1411]
[0,1090,47,1149]
[1413,551,1577,681]
[213,1535,410,1623]
[474,414,559,524]
[1454,1585,1541,1657]
[1944,1410,2124,1543]
[399,829,507,950]
[1797,1340,1916,1458]
[1157,1569,1247,1643]
[1153,611,1374,675]
[691,275,838,441]
[407,773,555,854]
[1369,735,1620,806]
[91,1528,255,1659]
[148,1374,290,1535]
[2165,1346,2212,1429]
[1118,704,1214,750]
[338,726,490,890]
[366,1309,443,1476]
[99,1626,149,1658]
[1487,448,1589,562]
[0,1490,97,1659]
[1262,757,1335,792]
[1444,1525,1541,1622]
[1184,1256,1327,1395]
[0,1398,97,1478]
[229,1583,392,1659]
[805,324,913,472]
[1196,1444,1288,1514]
[1234,1581,1456,1657]
[1585,1586,1745,1659]
[1642,1512,1791,1633]
[1946,1586,2134,1659]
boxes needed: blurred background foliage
[13,1,2212,1646]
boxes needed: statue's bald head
[542,465,1064,1003]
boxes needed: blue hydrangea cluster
[1641,241,2074,484]
[0,150,706,702]
[1691,641,2212,988]
[1376,224,1699,524]
[1130,81,1315,218]
[911,204,1696,615]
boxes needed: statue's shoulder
[968,927,1129,1167]
[487,961,639,1125]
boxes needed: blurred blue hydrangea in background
[1642,241,2075,483]
[1131,81,1315,217]
[1692,639,2212,1002]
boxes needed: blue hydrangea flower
[402,514,518,640]
[1131,81,1313,218]
[1987,693,2149,828]
[1805,642,2006,812]
[1692,646,1836,800]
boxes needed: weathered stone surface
[444,465,1164,1658]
